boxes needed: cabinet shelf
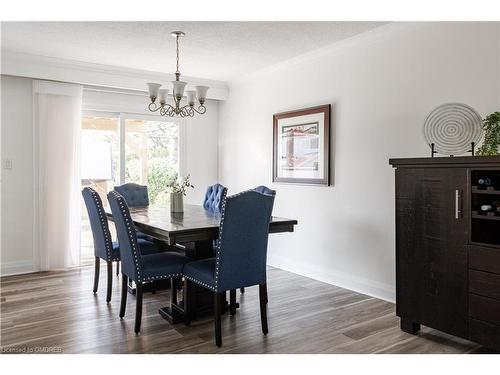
[471,186,500,195]
[472,212,500,221]
[469,241,500,249]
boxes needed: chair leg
[240,287,245,294]
[229,289,237,316]
[119,274,127,319]
[135,283,143,334]
[93,257,100,294]
[214,292,223,347]
[106,261,113,303]
[116,261,119,276]
[259,283,268,335]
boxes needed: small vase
[170,192,184,213]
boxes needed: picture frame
[273,104,330,186]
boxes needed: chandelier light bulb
[186,91,196,106]
[172,81,187,101]
[147,83,161,102]
[195,86,209,105]
[158,89,169,105]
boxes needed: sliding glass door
[80,113,180,261]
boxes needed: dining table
[105,203,298,324]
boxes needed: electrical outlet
[3,159,13,170]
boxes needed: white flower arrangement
[167,173,194,196]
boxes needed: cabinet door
[395,167,468,338]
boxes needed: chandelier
[146,31,209,117]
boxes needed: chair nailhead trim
[144,273,181,281]
[184,275,215,291]
[213,189,228,291]
[110,191,143,282]
[88,189,114,262]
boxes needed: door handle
[455,189,462,219]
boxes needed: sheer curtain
[33,80,83,270]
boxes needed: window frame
[82,110,186,186]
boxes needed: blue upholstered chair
[114,183,149,207]
[254,185,276,196]
[203,183,228,257]
[238,185,277,296]
[114,183,155,242]
[183,190,275,347]
[107,190,190,334]
[203,183,227,213]
[82,188,161,302]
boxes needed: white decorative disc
[423,103,483,156]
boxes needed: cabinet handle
[455,189,461,219]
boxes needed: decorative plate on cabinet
[423,102,483,156]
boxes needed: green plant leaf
[476,111,500,156]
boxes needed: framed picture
[273,104,330,185]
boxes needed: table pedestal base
[158,297,240,324]
[159,303,185,324]
[157,240,241,324]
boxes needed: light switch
[3,159,13,169]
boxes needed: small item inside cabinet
[471,169,500,245]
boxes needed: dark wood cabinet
[390,156,500,351]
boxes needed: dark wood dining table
[105,204,298,324]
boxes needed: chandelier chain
[176,34,180,75]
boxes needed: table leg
[184,240,214,259]
[158,239,238,324]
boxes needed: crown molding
[1,50,229,100]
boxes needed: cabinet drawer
[469,270,500,300]
[469,319,500,351]
[469,294,500,326]
[469,245,500,274]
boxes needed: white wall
[219,22,500,301]
[0,79,219,275]
[182,100,220,204]
[1,76,35,275]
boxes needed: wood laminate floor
[0,265,496,354]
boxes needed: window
[125,119,179,205]
[81,116,120,193]
[80,113,180,261]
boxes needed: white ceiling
[1,22,387,82]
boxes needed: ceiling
[1,22,387,82]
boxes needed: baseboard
[0,260,35,276]
[267,253,395,303]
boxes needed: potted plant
[477,112,500,156]
[167,173,194,213]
